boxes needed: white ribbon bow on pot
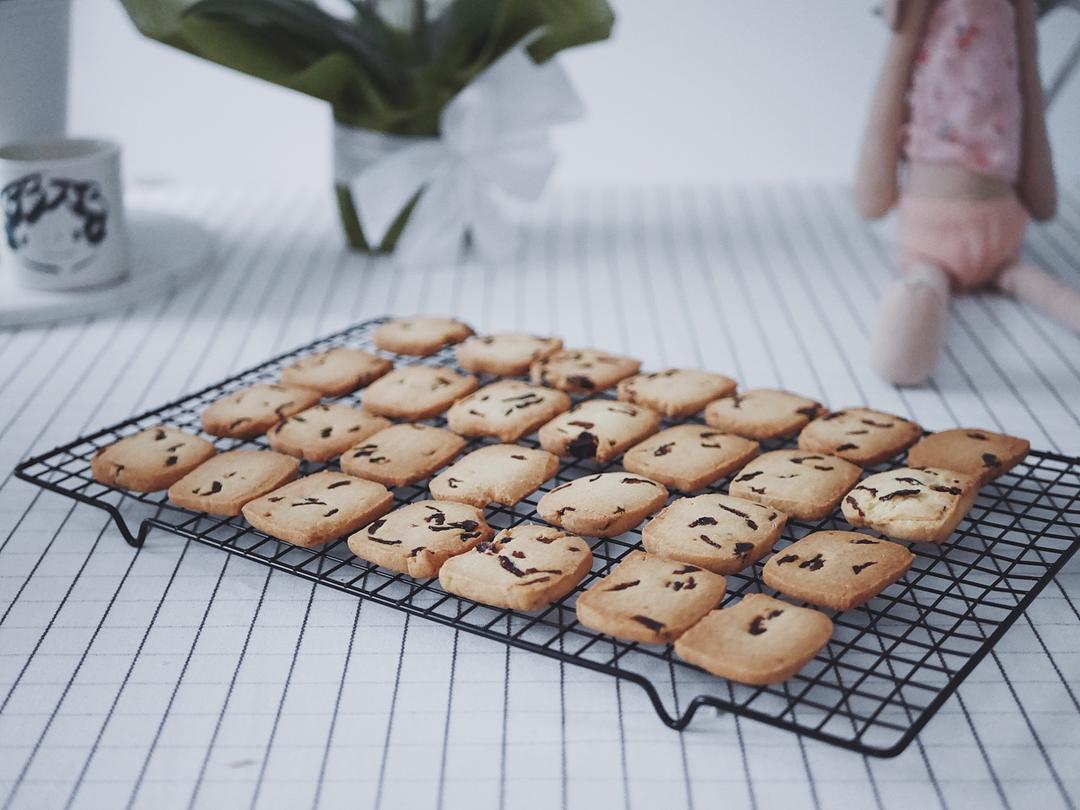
[333,40,584,265]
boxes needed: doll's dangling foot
[997,263,1080,333]
[871,263,950,386]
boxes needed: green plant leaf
[119,0,614,133]
[185,0,409,91]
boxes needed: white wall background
[68,0,1080,187]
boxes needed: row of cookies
[191,370,1026,514]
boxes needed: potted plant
[119,0,614,261]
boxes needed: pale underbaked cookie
[347,500,493,579]
[429,444,558,508]
[729,450,861,521]
[907,428,1030,484]
[674,593,833,685]
[623,425,760,492]
[456,333,563,376]
[704,389,824,441]
[762,530,915,611]
[447,380,571,442]
[530,348,641,394]
[201,383,320,439]
[360,365,478,420]
[340,423,465,487]
[167,449,299,516]
[267,404,390,462]
[537,472,669,538]
[280,347,393,396]
[841,466,979,544]
[438,523,593,611]
[91,426,216,492]
[798,407,922,466]
[538,399,660,463]
[372,316,474,356]
[242,471,393,548]
[616,369,737,418]
[575,550,727,644]
[642,494,787,575]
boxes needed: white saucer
[0,209,212,327]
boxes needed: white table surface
[1,182,1079,810]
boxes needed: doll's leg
[997,263,1080,333]
[871,263,950,386]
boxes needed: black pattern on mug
[1,172,108,275]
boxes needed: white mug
[0,137,128,291]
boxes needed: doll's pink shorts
[898,193,1029,290]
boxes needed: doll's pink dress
[875,0,1080,385]
[899,0,1025,289]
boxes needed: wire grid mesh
[13,316,1080,758]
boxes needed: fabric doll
[855,0,1080,385]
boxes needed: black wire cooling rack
[13,317,1080,758]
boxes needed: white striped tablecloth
[1,183,1078,810]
